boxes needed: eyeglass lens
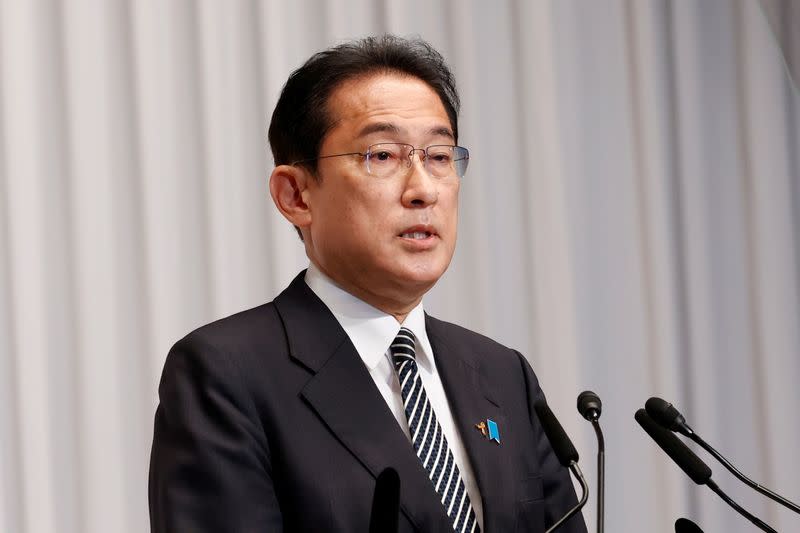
[365,143,469,178]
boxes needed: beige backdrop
[1,1,798,532]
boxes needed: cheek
[351,188,398,227]
[322,189,396,246]
[441,187,460,226]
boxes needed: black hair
[268,35,460,173]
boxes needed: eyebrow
[428,126,455,140]
[356,122,401,138]
[355,122,455,141]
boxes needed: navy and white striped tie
[391,327,480,533]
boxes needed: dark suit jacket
[149,272,586,532]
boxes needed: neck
[339,283,421,324]
[309,263,425,324]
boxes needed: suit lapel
[426,315,516,533]
[274,273,451,530]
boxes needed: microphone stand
[577,390,604,533]
[685,427,800,515]
[705,479,777,533]
[637,408,778,533]
[534,400,590,533]
[590,419,604,533]
[546,461,589,533]
[646,397,800,515]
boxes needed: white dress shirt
[304,264,484,530]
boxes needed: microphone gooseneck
[636,409,777,533]
[533,400,588,533]
[646,396,800,515]
[577,391,604,533]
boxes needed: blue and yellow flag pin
[475,418,501,444]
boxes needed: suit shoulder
[425,314,520,358]
[174,301,285,356]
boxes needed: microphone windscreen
[534,400,579,467]
[635,409,711,485]
[645,397,684,431]
[675,517,704,533]
[577,390,602,420]
[369,467,400,533]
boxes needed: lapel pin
[487,419,500,444]
[475,418,500,444]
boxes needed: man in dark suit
[149,35,586,533]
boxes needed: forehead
[324,73,454,141]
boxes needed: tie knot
[390,327,417,367]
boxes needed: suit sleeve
[516,351,588,533]
[149,334,282,532]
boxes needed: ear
[269,164,314,229]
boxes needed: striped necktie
[390,327,480,533]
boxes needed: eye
[427,147,453,165]
[373,150,394,162]
[369,145,402,165]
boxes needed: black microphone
[577,391,604,533]
[369,467,400,533]
[674,517,704,533]
[645,397,687,433]
[577,391,601,421]
[534,400,588,533]
[635,409,777,533]
[635,409,710,484]
[646,396,800,515]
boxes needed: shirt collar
[304,263,434,371]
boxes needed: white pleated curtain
[0,1,797,532]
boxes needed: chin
[393,262,449,287]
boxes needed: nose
[401,151,438,208]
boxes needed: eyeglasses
[292,143,470,179]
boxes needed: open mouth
[400,231,433,240]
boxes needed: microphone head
[635,409,712,485]
[369,467,400,533]
[534,400,579,467]
[645,397,686,431]
[577,390,602,421]
[675,517,705,533]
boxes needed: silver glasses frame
[291,142,470,178]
